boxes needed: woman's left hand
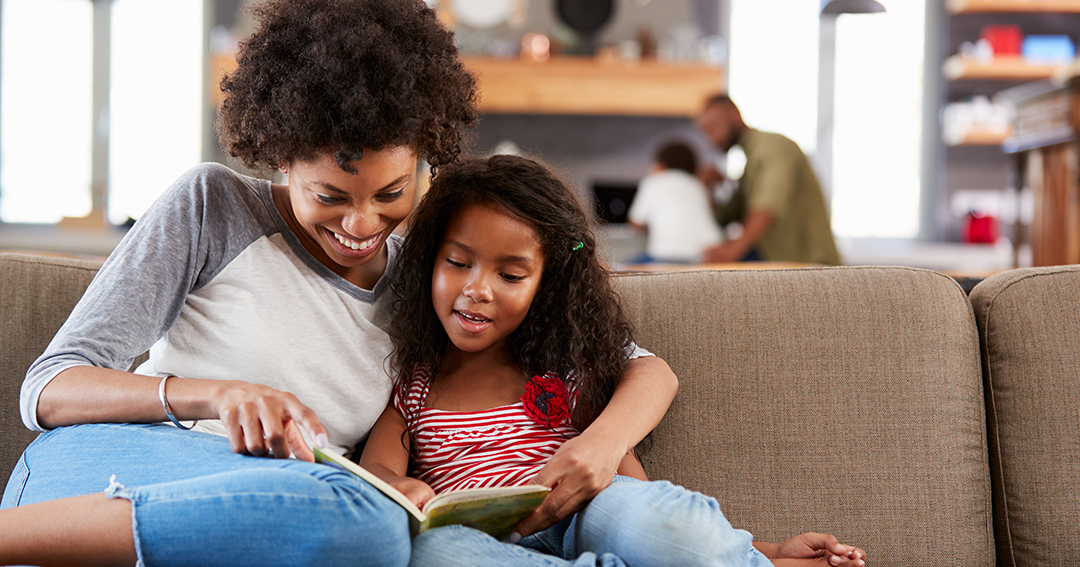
[511,430,625,539]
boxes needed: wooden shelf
[945,127,1011,146]
[210,54,238,106]
[944,55,1064,80]
[462,57,724,117]
[947,0,1080,13]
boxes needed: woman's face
[283,147,418,288]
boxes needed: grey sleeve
[20,164,263,430]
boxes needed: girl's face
[282,147,418,289]
[431,203,544,358]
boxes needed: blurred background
[2,0,1079,275]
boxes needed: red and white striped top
[394,365,579,495]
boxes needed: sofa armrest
[0,252,103,488]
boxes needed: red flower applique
[521,374,570,427]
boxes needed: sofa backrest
[614,266,994,567]
[970,266,1080,567]
[0,254,999,567]
[0,252,105,487]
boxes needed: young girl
[361,155,867,567]
[0,3,681,566]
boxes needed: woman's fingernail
[316,433,328,448]
[508,532,522,544]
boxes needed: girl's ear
[278,162,290,175]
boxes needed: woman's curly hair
[216,0,479,173]
[390,155,635,430]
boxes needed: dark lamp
[820,0,886,16]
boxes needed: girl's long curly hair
[215,0,479,173]
[390,155,635,430]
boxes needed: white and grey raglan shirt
[21,163,399,454]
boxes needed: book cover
[312,446,550,540]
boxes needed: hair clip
[571,241,584,251]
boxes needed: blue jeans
[410,477,773,567]
[2,423,410,567]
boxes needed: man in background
[697,94,841,265]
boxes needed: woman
[0,1,674,566]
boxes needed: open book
[312,447,550,540]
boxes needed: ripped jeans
[2,423,410,567]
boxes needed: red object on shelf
[981,25,1023,56]
[962,211,1000,244]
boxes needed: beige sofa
[2,251,1078,567]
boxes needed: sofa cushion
[970,265,1080,567]
[614,266,993,567]
[0,253,104,488]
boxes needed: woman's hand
[512,429,626,538]
[211,380,328,462]
[760,533,867,567]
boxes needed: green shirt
[714,129,841,265]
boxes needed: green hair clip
[571,241,584,251]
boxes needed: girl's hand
[512,430,625,538]
[211,380,328,462]
[764,533,867,567]
[389,477,437,509]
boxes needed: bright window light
[726,0,925,240]
[0,0,93,223]
[108,0,203,225]
[830,1,925,238]
[727,0,819,153]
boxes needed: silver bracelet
[158,375,197,430]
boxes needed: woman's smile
[275,147,418,289]
[327,227,384,257]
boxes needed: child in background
[360,154,867,567]
[628,140,725,264]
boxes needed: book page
[424,484,550,511]
[420,485,550,540]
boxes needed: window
[0,0,93,223]
[109,0,203,225]
[726,0,926,239]
[0,0,203,225]
[727,0,820,153]
[829,1,925,238]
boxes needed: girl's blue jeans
[410,476,774,567]
[1,423,411,567]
